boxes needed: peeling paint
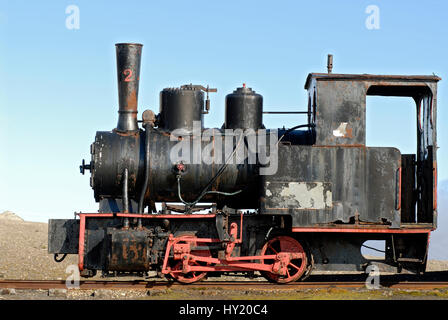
[333,122,350,138]
[266,182,332,210]
[325,190,332,207]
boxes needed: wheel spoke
[267,244,278,254]
[278,239,287,252]
[289,262,302,271]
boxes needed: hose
[176,175,242,206]
[276,123,316,145]
[54,253,67,263]
[177,132,245,212]
[361,244,385,253]
[138,123,151,213]
[122,168,129,213]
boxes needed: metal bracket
[180,84,217,114]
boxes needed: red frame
[77,212,301,276]
[291,227,432,234]
[77,212,433,272]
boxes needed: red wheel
[168,237,210,284]
[260,236,308,283]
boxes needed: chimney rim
[115,43,143,47]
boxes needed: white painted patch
[333,122,348,137]
[325,190,332,208]
[267,182,332,209]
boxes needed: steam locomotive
[48,43,440,283]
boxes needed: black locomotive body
[48,43,440,283]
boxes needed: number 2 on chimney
[123,69,133,82]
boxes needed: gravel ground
[0,219,78,280]
[1,213,448,300]
[1,286,448,301]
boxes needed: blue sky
[0,0,447,222]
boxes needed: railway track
[1,279,448,290]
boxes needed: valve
[80,159,92,175]
[180,84,217,114]
[174,162,186,175]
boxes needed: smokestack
[115,43,143,132]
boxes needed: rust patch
[126,90,138,110]
[113,128,140,137]
[345,125,353,138]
